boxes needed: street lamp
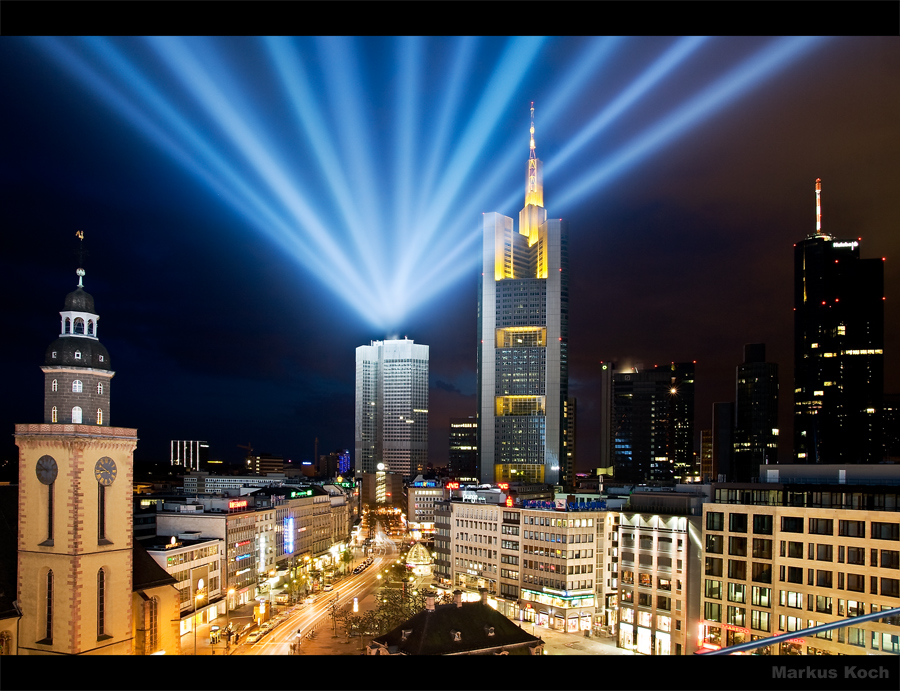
[225,588,235,653]
[193,584,206,656]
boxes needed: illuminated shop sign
[412,481,437,487]
[229,500,248,510]
[290,490,313,498]
[521,499,607,511]
[833,241,858,249]
[446,482,460,489]
[284,517,295,555]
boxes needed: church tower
[15,237,138,654]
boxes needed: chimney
[479,587,489,605]
[453,589,462,608]
[425,592,435,612]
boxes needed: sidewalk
[529,623,633,656]
[181,599,280,655]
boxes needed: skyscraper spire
[524,102,543,209]
[815,178,822,236]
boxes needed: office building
[883,393,900,462]
[449,417,478,482]
[794,179,884,464]
[617,487,708,655]
[701,465,900,656]
[599,362,616,473]
[170,440,209,471]
[407,476,443,540]
[733,344,779,482]
[355,338,429,478]
[477,105,568,486]
[612,363,696,484]
[564,397,576,489]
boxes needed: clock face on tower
[94,457,117,486]
[36,455,58,485]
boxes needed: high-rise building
[477,105,568,486]
[449,417,478,482]
[355,338,429,478]
[733,344,779,481]
[599,361,616,473]
[794,179,884,464]
[170,440,209,471]
[612,363,695,484]
[564,397,576,489]
[884,393,900,462]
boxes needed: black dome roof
[64,287,95,313]
[44,336,111,370]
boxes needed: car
[303,596,314,604]
[261,622,271,631]
[246,631,262,644]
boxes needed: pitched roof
[372,601,542,655]
[132,537,178,591]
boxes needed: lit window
[74,351,82,360]
[72,407,82,424]
[51,379,58,392]
[96,409,103,425]
[72,380,83,393]
[97,383,103,395]
[51,406,57,423]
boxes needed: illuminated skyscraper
[355,338,429,478]
[477,105,568,486]
[449,417,478,482]
[611,363,695,484]
[794,179,884,464]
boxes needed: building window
[87,320,94,336]
[72,380,83,393]
[0,631,12,655]
[75,351,82,360]
[839,520,865,538]
[781,517,804,533]
[51,406,57,423]
[72,407,82,424]
[51,379,58,392]
[98,355,104,362]
[97,383,103,395]
[808,519,833,536]
[872,522,900,541]
[97,569,106,638]
[729,513,748,533]
[64,318,70,334]
[98,484,106,542]
[706,512,724,531]
[752,515,773,535]
[96,409,103,425]
[44,570,53,643]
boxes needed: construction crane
[237,443,254,470]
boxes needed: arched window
[96,408,103,425]
[97,569,106,638]
[44,570,53,643]
[97,382,103,395]
[87,320,94,336]
[147,597,159,653]
[72,380,83,393]
[64,318,70,334]
[51,379,58,392]
[72,406,82,424]
[74,318,85,335]
[0,630,12,655]
[74,351,82,360]
[51,406,57,423]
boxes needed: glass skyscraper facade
[355,338,429,478]
[477,107,568,486]
[793,179,884,464]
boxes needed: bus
[323,571,333,591]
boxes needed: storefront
[519,587,596,633]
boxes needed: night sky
[2,32,899,477]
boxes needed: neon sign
[446,482,460,489]
[229,499,248,510]
[498,483,509,490]
[284,517,294,555]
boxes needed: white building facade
[355,338,429,478]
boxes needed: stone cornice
[14,423,137,440]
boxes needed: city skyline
[2,35,899,475]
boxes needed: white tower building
[355,338,429,478]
